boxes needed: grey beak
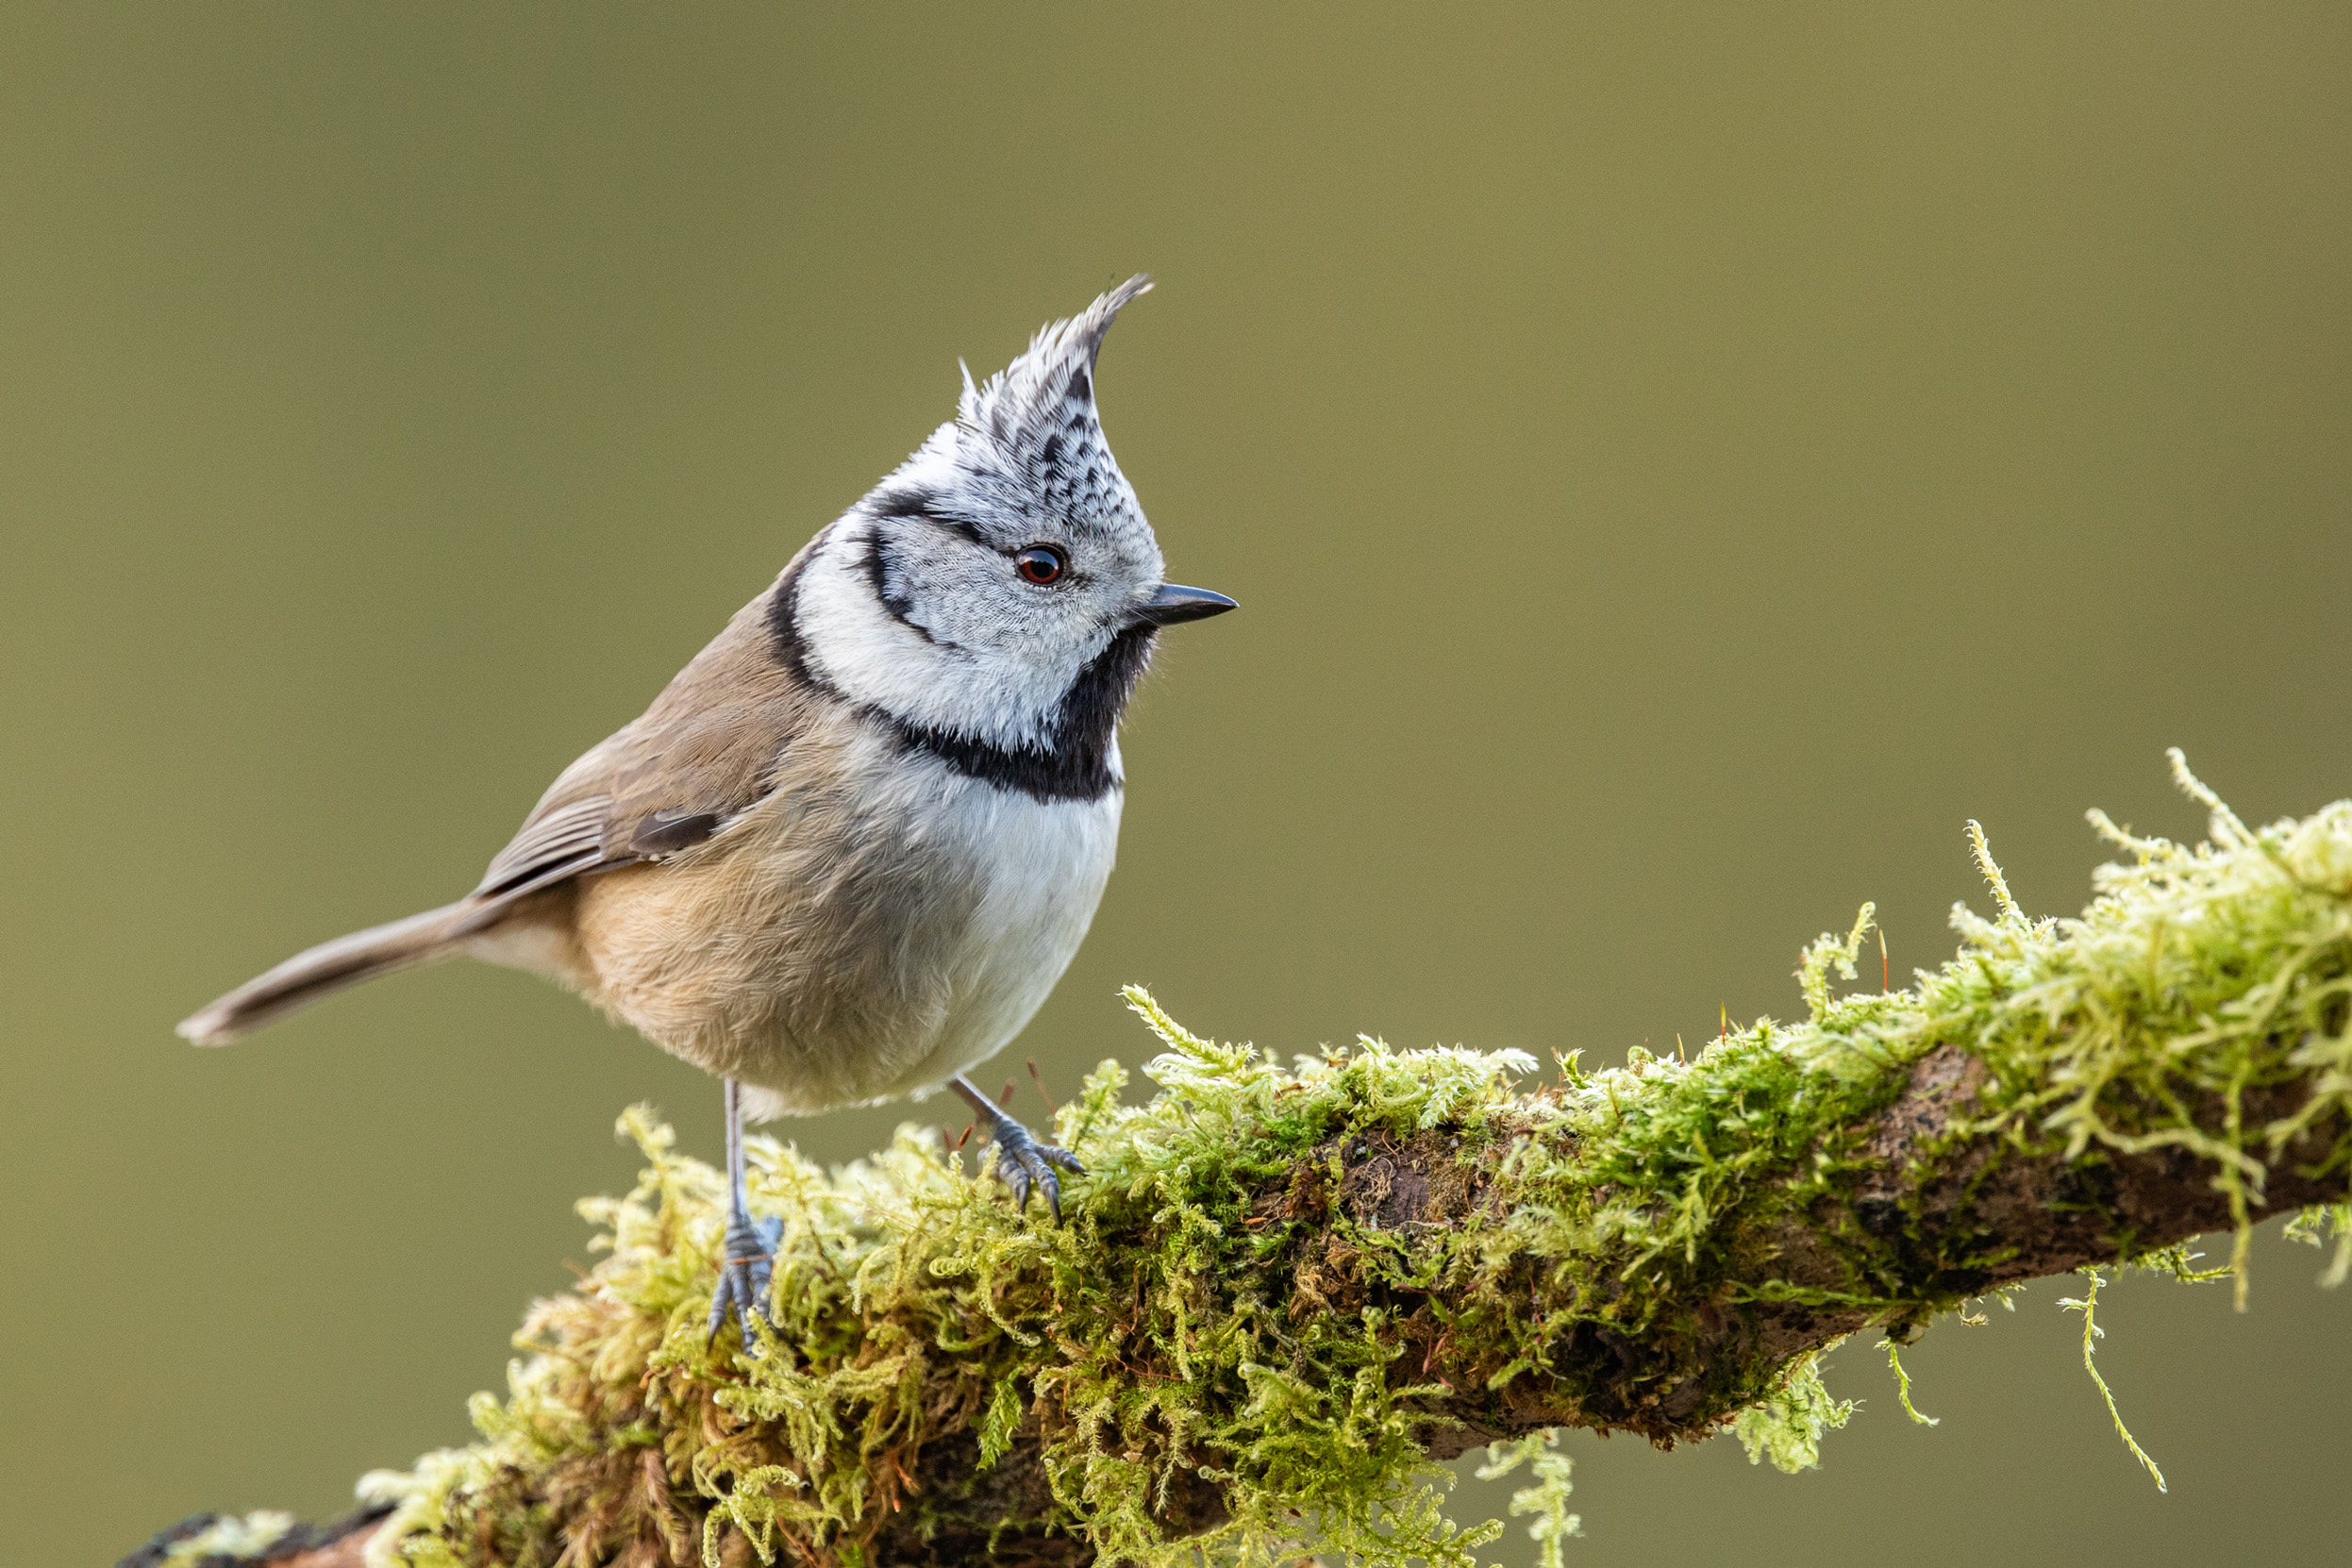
[1133,583,1239,626]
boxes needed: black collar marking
[763,550,1151,805]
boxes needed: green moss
[2056,1267,2168,1493]
[1472,1435,1579,1568]
[356,760,2352,1567]
[1731,1350,1856,1474]
[1875,1338,1938,1427]
[2282,1200,2352,1285]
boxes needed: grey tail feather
[176,901,484,1045]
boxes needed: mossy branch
[163,770,2352,1568]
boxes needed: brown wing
[473,576,817,901]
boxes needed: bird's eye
[1014,545,1066,586]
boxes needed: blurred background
[4,5,2348,1563]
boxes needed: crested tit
[178,276,1235,1343]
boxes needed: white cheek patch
[796,528,1086,752]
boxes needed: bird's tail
[176,901,483,1045]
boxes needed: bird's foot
[984,1116,1085,1223]
[706,1205,783,1352]
[950,1073,1086,1222]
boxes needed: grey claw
[952,1075,1086,1224]
[990,1131,1083,1224]
[706,1208,782,1352]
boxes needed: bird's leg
[951,1073,1085,1223]
[706,1077,783,1350]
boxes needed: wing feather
[464,569,820,905]
[475,795,613,897]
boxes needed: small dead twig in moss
[1027,1058,1060,1115]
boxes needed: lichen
[349,759,2352,1567]
[161,1511,295,1564]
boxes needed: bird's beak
[1132,583,1238,626]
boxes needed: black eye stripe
[866,527,947,646]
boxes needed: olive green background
[5,5,2349,1563]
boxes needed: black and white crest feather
[892,275,1154,543]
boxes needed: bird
[176,275,1234,1344]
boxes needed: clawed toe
[706,1209,783,1351]
[992,1132,1085,1223]
[951,1073,1085,1223]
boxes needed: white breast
[882,757,1124,1099]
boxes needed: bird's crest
[876,275,1154,540]
[958,274,1151,442]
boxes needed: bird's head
[789,276,1234,764]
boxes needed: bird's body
[466,558,1127,1117]
[179,277,1232,1333]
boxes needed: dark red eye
[1014,545,1065,585]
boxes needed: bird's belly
[570,757,1122,1117]
[885,782,1126,1102]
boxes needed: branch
[147,773,2352,1568]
